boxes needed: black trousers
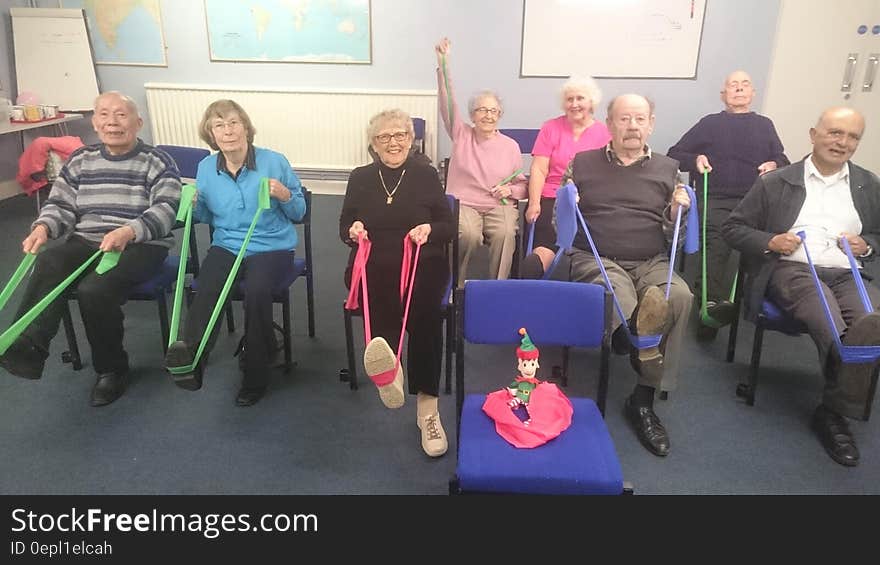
[347,250,449,397]
[184,246,295,390]
[530,196,557,251]
[767,260,880,417]
[15,236,168,374]
[695,194,741,303]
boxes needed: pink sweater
[437,68,527,212]
[532,116,611,198]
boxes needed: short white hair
[560,76,602,112]
[468,90,504,116]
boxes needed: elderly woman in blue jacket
[165,99,306,407]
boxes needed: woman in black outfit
[340,109,453,457]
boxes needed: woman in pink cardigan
[436,37,527,286]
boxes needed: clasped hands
[348,221,432,245]
[767,232,868,256]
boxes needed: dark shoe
[625,394,670,457]
[706,300,736,326]
[696,323,720,341]
[235,386,266,407]
[812,405,859,467]
[0,337,47,380]
[165,341,203,391]
[90,372,127,407]
[611,325,631,356]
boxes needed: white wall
[0,0,782,184]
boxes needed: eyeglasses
[211,119,243,132]
[820,128,861,143]
[473,107,501,116]
[374,131,409,144]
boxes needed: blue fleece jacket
[194,146,306,256]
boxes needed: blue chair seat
[129,256,179,299]
[759,299,807,336]
[457,394,623,495]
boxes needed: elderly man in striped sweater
[0,91,181,406]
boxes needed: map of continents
[64,0,166,66]
[205,0,371,63]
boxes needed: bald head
[94,91,139,118]
[809,106,865,175]
[721,70,754,113]
[606,93,655,157]
[815,106,864,130]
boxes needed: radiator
[144,83,438,179]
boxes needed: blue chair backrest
[462,279,606,348]
[499,128,540,154]
[157,145,210,179]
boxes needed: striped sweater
[33,140,181,248]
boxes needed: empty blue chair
[450,279,626,495]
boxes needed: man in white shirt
[723,107,880,467]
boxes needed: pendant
[386,196,393,205]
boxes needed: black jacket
[722,158,880,321]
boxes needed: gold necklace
[379,168,406,205]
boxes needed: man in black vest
[568,94,692,457]
[723,107,880,467]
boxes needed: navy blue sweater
[667,111,789,197]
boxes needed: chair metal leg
[342,305,358,390]
[726,309,740,363]
[561,346,570,387]
[863,366,879,421]
[738,324,764,406]
[306,274,316,337]
[281,296,293,373]
[225,302,235,333]
[444,307,453,395]
[157,294,170,355]
[60,301,83,371]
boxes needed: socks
[632,384,656,408]
[519,253,545,280]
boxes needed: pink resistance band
[345,233,422,386]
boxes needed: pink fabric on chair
[16,136,84,196]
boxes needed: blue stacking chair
[450,279,627,495]
[728,269,879,420]
[341,194,459,392]
[60,145,208,370]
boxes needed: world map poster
[205,0,371,64]
[62,0,167,67]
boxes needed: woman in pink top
[436,38,527,285]
[521,76,611,279]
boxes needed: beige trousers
[457,204,519,287]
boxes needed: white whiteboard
[11,7,100,112]
[521,0,707,78]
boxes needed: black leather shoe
[812,405,859,467]
[90,372,127,407]
[625,395,670,457]
[0,337,47,380]
[706,300,736,326]
[165,341,203,391]
[611,326,631,356]
[235,386,266,407]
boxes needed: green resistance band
[166,183,198,352]
[440,54,454,129]
[0,249,108,355]
[495,168,524,206]
[167,178,271,374]
[699,170,738,328]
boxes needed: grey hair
[606,94,656,118]
[467,90,504,116]
[560,76,602,112]
[94,91,140,117]
[198,99,257,150]
[367,108,414,142]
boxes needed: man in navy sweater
[668,71,789,338]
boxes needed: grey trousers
[767,260,880,418]
[457,203,519,287]
[569,251,693,391]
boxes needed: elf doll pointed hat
[516,327,539,360]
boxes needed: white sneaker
[364,337,404,409]
[418,412,448,457]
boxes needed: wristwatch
[859,245,874,258]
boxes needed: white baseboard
[0,179,22,200]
